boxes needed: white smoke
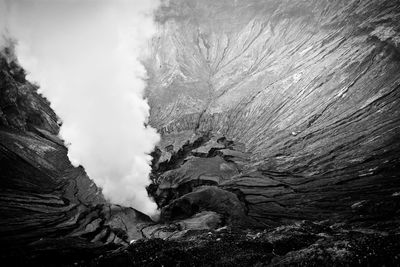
[1,0,161,216]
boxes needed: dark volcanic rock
[92,221,400,267]
[161,186,247,223]
[140,211,223,240]
[154,155,239,207]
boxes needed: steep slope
[1,0,400,265]
[146,0,400,226]
[0,45,152,264]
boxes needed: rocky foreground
[1,0,400,266]
[17,221,400,266]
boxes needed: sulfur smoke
[1,0,161,215]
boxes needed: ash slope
[0,0,400,265]
[146,0,400,226]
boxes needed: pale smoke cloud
[2,0,161,215]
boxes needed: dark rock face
[0,45,152,264]
[161,186,247,224]
[146,0,400,228]
[92,221,400,266]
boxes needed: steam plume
[1,0,161,215]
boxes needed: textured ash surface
[146,0,400,226]
[1,0,400,266]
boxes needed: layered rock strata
[146,0,400,227]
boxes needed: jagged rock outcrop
[146,0,400,227]
[0,45,152,263]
